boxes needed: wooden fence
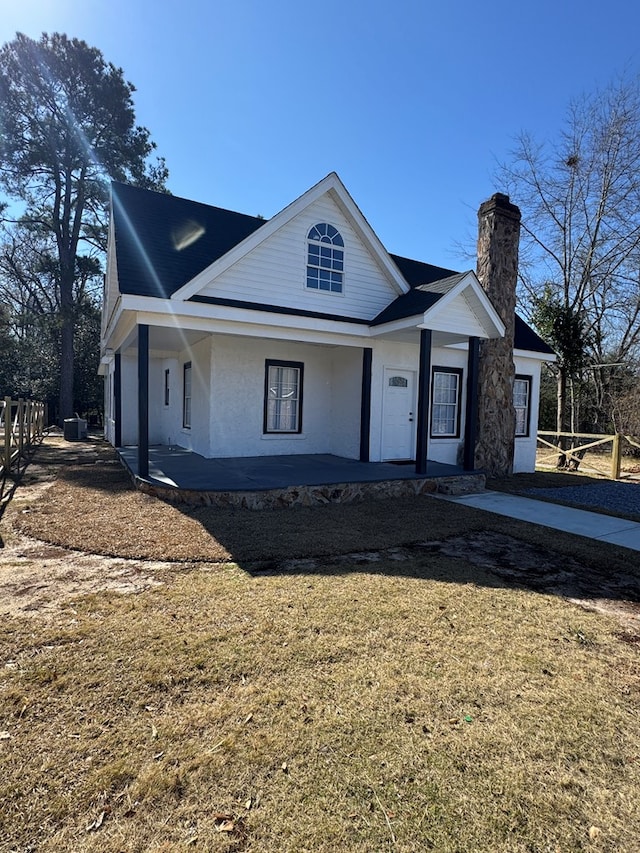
[537,430,640,480]
[0,397,46,478]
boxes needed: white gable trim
[172,173,409,301]
[370,271,505,340]
[101,200,121,340]
[420,271,505,339]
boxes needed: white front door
[382,368,416,461]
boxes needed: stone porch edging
[131,472,486,510]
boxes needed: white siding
[329,348,362,459]
[156,358,181,447]
[104,359,115,445]
[120,354,138,446]
[102,226,120,338]
[427,292,489,338]
[174,336,212,456]
[207,335,361,458]
[369,341,468,466]
[195,195,400,321]
[513,355,542,473]
[106,328,545,474]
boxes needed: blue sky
[2,0,640,270]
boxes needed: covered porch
[102,269,505,492]
[118,446,484,509]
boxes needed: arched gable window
[306,223,344,293]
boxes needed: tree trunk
[58,273,74,422]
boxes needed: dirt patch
[0,436,185,618]
[0,531,176,619]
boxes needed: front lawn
[1,560,638,852]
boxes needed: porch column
[138,323,149,479]
[359,347,372,462]
[415,328,432,475]
[463,336,480,471]
[114,352,122,447]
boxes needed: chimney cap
[478,193,521,221]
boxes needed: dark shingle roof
[514,314,555,355]
[112,182,266,299]
[389,254,458,287]
[371,288,441,325]
[110,182,555,355]
[382,255,555,354]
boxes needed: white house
[100,173,554,483]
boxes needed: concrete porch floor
[118,446,484,508]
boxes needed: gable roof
[383,255,555,355]
[111,182,266,299]
[389,254,458,287]
[171,172,409,301]
[372,271,506,340]
[109,179,555,355]
[372,271,469,326]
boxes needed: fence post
[4,396,11,471]
[26,400,33,448]
[611,433,622,480]
[17,398,24,460]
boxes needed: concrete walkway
[441,490,640,553]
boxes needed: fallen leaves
[212,812,246,837]
[213,813,236,832]
[86,807,110,832]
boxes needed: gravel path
[524,480,640,517]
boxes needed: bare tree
[498,75,640,433]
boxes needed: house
[100,173,554,487]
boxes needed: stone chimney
[474,193,521,477]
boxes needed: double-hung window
[514,375,531,437]
[306,223,344,293]
[431,367,463,438]
[264,360,303,434]
[183,362,192,429]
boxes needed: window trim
[430,366,463,439]
[263,359,304,435]
[183,361,192,429]
[164,368,170,407]
[306,222,344,295]
[514,374,532,438]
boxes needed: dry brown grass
[1,564,639,852]
[2,436,640,851]
[11,438,637,575]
